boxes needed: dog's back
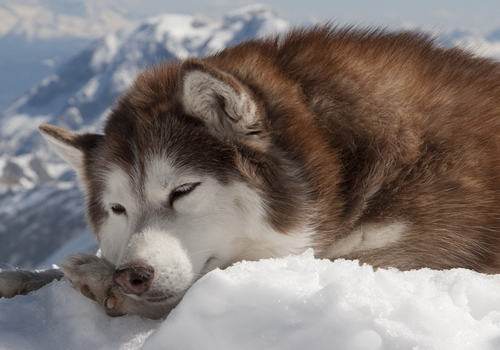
[202,27,500,272]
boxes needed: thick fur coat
[18,26,500,317]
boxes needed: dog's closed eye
[169,182,201,206]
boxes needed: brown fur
[57,26,500,273]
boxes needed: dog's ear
[39,124,102,172]
[180,59,268,150]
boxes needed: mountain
[439,29,500,59]
[0,35,89,111]
[0,0,133,112]
[0,0,130,40]
[0,5,288,156]
[0,5,289,268]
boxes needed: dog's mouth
[145,295,169,303]
[142,288,189,304]
[140,257,218,304]
[142,290,176,303]
[145,294,177,303]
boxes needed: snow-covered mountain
[0,5,288,268]
[0,5,288,156]
[2,5,500,268]
[439,29,500,59]
[0,0,135,110]
[0,0,130,40]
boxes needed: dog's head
[40,60,312,306]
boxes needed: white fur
[223,182,314,261]
[182,70,258,136]
[327,222,406,258]
[97,155,314,300]
[39,130,92,196]
[143,156,175,206]
[39,131,84,173]
[99,166,138,265]
[143,155,200,207]
[124,228,194,296]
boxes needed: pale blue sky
[5,1,499,34]
[117,0,500,34]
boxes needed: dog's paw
[60,253,114,298]
[100,286,129,317]
[60,253,173,319]
[60,253,126,316]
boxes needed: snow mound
[1,250,500,350]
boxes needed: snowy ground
[1,250,500,350]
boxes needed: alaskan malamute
[33,27,500,318]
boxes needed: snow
[0,154,52,191]
[75,77,100,102]
[1,250,500,350]
[90,33,122,70]
[1,114,48,139]
[455,36,500,59]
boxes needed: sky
[114,0,500,34]
[3,0,499,34]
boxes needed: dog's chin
[140,290,186,305]
[137,257,217,304]
[144,295,170,303]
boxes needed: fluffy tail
[0,269,63,298]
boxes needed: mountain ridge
[0,0,130,40]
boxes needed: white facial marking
[225,182,314,261]
[123,228,194,296]
[100,166,137,264]
[327,222,406,258]
[144,155,202,207]
[98,156,316,299]
[144,156,176,206]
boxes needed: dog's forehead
[97,125,235,201]
[87,98,240,216]
[101,107,237,176]
[101,155,186,206]
[143,155,183,204]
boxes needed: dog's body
[33,27,500,317]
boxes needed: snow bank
[1,250,500,350]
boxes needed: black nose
[113,264,154,295]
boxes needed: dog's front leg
[60,254,172,319]
[0,269,63,298]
